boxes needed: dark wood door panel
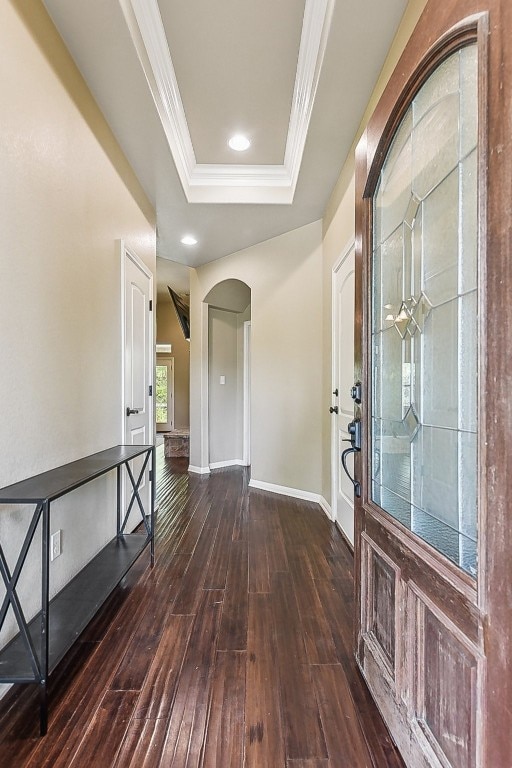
[359,548,483,768]
[360,533,400,683]
[363,510,479,645]
[416,603,480,768]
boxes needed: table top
[0,445,154,505]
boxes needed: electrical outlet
[50,530,61,561]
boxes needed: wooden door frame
[354,1,512,764]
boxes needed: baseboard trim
[188,465,211,475]
[318,496,332,520]
[248,478,325,506]
[209,459,246,470]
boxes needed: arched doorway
[203,279,251,469]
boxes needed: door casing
[120,241,153,531]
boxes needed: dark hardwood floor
[0,448,404,767]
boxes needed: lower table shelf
[0,533,150,682]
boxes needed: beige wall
[156,302,190,429]
[0,0,155,664]
[321,0,428,527]
[209,308,239,464]
[190,220,323,495]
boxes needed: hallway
[0,449,403,767]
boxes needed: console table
[0,444,155,735]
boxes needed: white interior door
[122,244,153,530]
[331,244,355,543]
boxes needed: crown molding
[119,0,335,204]
[284,0,335,191]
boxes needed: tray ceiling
[120,0,334,203]
[42,0,410,275]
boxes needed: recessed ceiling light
[228,134,251,152]
[180,235,197,245]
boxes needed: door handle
[341,446,361,497]
[341,418,362,497]
[329,406,339,414]
[126,407,141,416]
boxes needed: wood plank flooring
[0,449,404,767]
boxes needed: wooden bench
[163,429,190,457]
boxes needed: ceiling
[42,0,409,299]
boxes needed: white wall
[0,0,155,668]
[190,220,323,496]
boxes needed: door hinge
[149,470,153,482]
[149,385,153,396]
[149,300,153,311]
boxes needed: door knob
[126,407,141,416]
[329,406,339,414]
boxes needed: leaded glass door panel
[372,43,478,577]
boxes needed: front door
[353,1,512,766]
[122,244,153,531]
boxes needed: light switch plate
[51,530,62,561]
